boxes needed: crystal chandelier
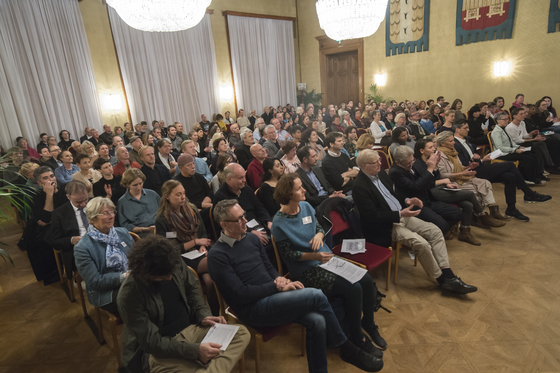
[316,0,389,41]
[106,0,212,32]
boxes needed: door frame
[316,35,364,108]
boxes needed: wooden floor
[1,179,560,373]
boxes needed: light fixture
[374,74,387,87]
[316,0,389,41]
[494,61,511,77]
[106,0,212,32]
[219,84,234,102]
[101,94,124,111]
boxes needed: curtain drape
[227,15,297,114]
[108,11,220,132]
[0,0,103,150]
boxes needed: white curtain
[0,0,103,149]
[227,15,297,114]
[108,10,220,132]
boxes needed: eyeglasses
[97,210,117,217]
[223,213,247,224]
[363,160,381,165]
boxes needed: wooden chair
[328,210,393,291]
[487,132,519,167]
[386,147,394,167]
[357,128,368,138]
[376,150,391,171]
[213,283,304,373]
[393,240,423,285]
[128,231,141,242]
[52,248,75,302]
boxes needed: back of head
[127,236,182,282]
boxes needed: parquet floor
[1,179,560,373]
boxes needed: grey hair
[356,149,379,168]
[435,131,454,146]
[255,117,264,126]
[223,163,237,180]
[494,112,509,121]
[65,180,88,196]
[393,145,414,164]
[85,197,115,223]
[264,124,275,133]
[240,128,252,140]
[33,165,53,180]
[213,199,239,225]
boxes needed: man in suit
[296,146,344,208]
[235,129,255,169]
[352,149,477,295]
[46,180,89,281]
[79,127,93,144]
[262,123,281,158]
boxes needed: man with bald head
[246,143,266,191]
[80,127,93,143]
[214,163,272,245]
[69,141,82,156]
[110,135,124,157]
[99,124,114,146]
[113,146,141,176]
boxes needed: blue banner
[456,0,517,46]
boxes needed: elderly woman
[75,197,133,314]
[72,154,102,198]
[118,168,160,237]
[436,131,507,227]
[280,141,301,173]
[256,158,284,217]
[155,180,217,314]
[17,138,40,161]
[21,163,40,190]
[54,150,79,187]
[271,173,386,354]
[81,140,99,163]
[370,110,392,145]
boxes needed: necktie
[80,209,89,229]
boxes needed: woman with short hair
[72,153,102,198]
[271,173,387,354]
[355,134,376,157]
[92,158,126,209]
[344,126,359,156]
[429,105,442,129]
[280,141,300,173]
[75,197,133,314]
[451,99,465,120]
[467,105,489,145]
[54,150,79,187]
[370,110,392,145]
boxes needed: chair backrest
[129,231,141,242]
[208,204,219,240]
[330,210,351,237]
[487,131,494,152]
[213,282,227,317]
[357,128,367,138]
[270,235,284,276]
[376,150,390,170]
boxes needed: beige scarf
[437,146,473,185]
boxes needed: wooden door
[326,50,359,108]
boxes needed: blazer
[490,126,519,155]
[296,166,334,208]
[46,201,80,277]
[235,144,254,169]
[74,227,133,307]
[454,138,477,166]
[388,163,436,204]
[352,170,407,248]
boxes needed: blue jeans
[236,288,347,373]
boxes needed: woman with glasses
[75,197,133,314]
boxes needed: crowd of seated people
[2,93,558,373]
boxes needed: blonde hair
[355,134,376,152]
[121,168,146,188]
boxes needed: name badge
[166,232,178,239]
[121,242,127,247]
[302,216,313,225]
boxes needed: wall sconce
[101,94,124,111]
[220,84,234,102]
[493,61,511,77]
[374,74,387,87]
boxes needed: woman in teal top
[271,173,387,354]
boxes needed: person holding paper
[453,120,551,219]
[208,200,383,373]
[271,173,387,355]
[117,235,250,373]
[352,149,477,295]
[155,180,218,315]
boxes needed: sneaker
[534,180,547,186]
[538,175,551,182]
[355,336,383,359]
[440,276,478,294]
[524,180,536,185]
[505,208,530,222]
[361,323,388,351]
[545,167,560,175]
[543,170,550,176]
[524,193,552,203]
[340,340,384,372]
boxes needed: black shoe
[361,322,387,350]
[355,336,383,359]
[524,193,552,203]
[545,167,560,175]
[340,340,384,372]
[505,208,530,222]
[440,276,478,294]
[537,175,551,182]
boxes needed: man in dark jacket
[117,236,250,372]
[234,129,254,169]
[139,145,171,196]
[321,132,357,194]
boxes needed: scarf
[87,225,128,272]
[437,146,473,185]
[165,203,200,243]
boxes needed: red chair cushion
[332,243,392,272]
[227,307,294,342]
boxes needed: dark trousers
[474,162,532,206]
[498,152,540,182]
[430,188,482,226]
[417,203,462,233]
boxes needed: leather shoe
[355,336,383,358]
[362,322,387,350]
[340,340,384,372]
[524,193,552,203]
[440,276,477,294]
[505,208,530,222]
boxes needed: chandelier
[106,0,212,32]
[316,0,389,41]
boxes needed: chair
[376,150,391,171]
[357,128,368,138]
[328,210,393,291]
[386,147,394,167]
[53,248,75,302]
[487,132,519,167]
[128,231,141,242]
[75,272,122,367]
[208,204,219,241]
[213,283,304,373]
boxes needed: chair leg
[301,326,306,356]
[414,255,418,267]
[76,276,88,318]
[95,307,105,345]
[68,272,75,302]
[393,242,401,285]
[254,333,262,373]
[238,352,245,373]
[386,255,392,291]
[108,315,121,367]
[53,250,64,287]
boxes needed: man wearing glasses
[208,199,384,373]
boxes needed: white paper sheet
[182,251,206,260]
[201,324,240,351]
[341,239,367,255]
[442,188,460,192]
[489,149,504,159]
[319,257,367,284]
[522,147,531,152]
